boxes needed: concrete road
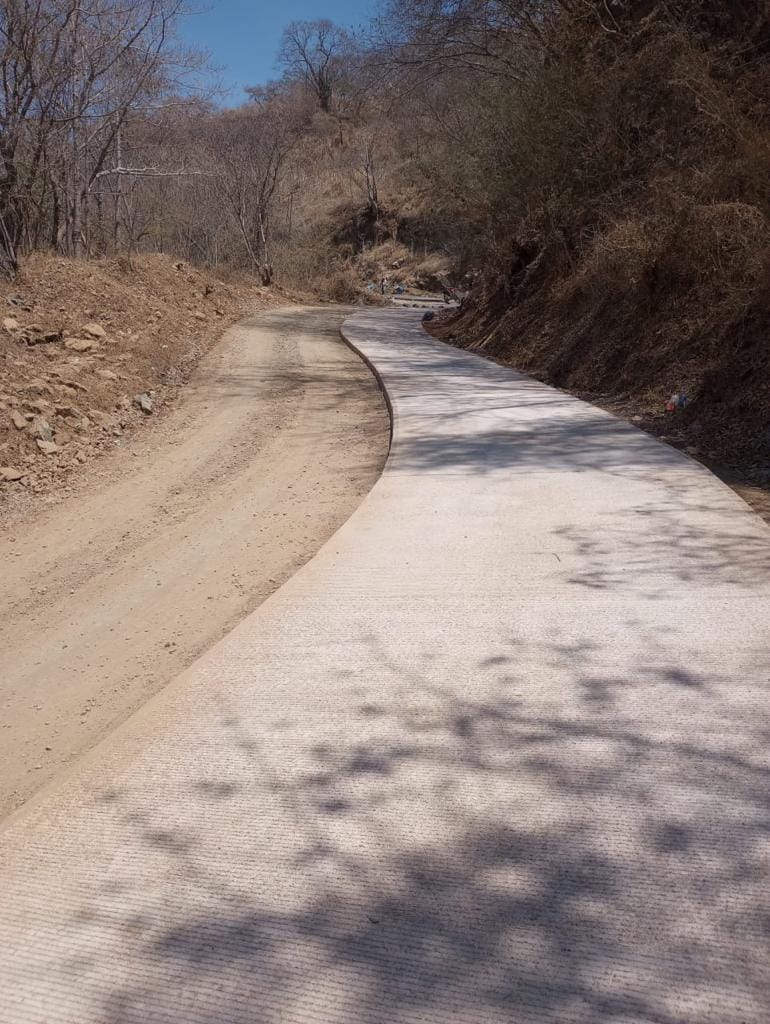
[1,308,769,1023]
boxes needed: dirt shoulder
[0,306,389,819]
[0,253,290,514]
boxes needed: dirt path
[0,306,389,819]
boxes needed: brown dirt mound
[0,254,282,515]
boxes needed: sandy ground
[0,306,389,819]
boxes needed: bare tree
[0,0,81,273]
[374,0,571,82]
[0,0,206,271]
[278,20,352,114]
[213,88,306,283]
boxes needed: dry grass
[439,2,770,475]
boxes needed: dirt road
[0,306,389,819]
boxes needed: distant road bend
[1,307,769,1024]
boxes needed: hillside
[422,1,769,485]
[0,255,278,512]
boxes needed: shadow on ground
[78,627,770,1024]
[31,309,769,1024]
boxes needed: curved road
[1,308,770,1023]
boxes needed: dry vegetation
[414,1,770,478]
[2,0,768,489]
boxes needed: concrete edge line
[338,319,395,454]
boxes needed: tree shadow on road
[21,306,769,1024]
[79,628,770,1024]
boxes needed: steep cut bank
[430,1,769,485]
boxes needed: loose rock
[64,338,94,353]
[3,316,19,332]
[82,323,106,339]
[11,410,27,430]
[58,378,88,393]
[0,467,23,482]
[36,439,59,455]
[30,416,53,442]
[88,410,114,429]
[55,404,80,419]
[24,399,53,415]
[133,392,154,415]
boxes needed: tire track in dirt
[0,306,389,818]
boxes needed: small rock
[82,322,106,339]
[3,316,19,332]
[96,369,119,381]
[11,410,27,430]
[55,404,80,419]
[24,399,53,415]
[88,410,113,429]
[193,311,206,321]
[59,379,88,393]
[133,392,153,415]
[30,416,54,442]
[0,467,23,482]
[36,439,59,455]
[64,338,94,353]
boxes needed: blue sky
[179,0,376,105]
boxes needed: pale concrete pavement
[1,308,769,1023]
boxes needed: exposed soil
[0,306,389,819]
[0,252,286,512]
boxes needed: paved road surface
[1,308,769,1023]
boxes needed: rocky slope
[0,254,280,514]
